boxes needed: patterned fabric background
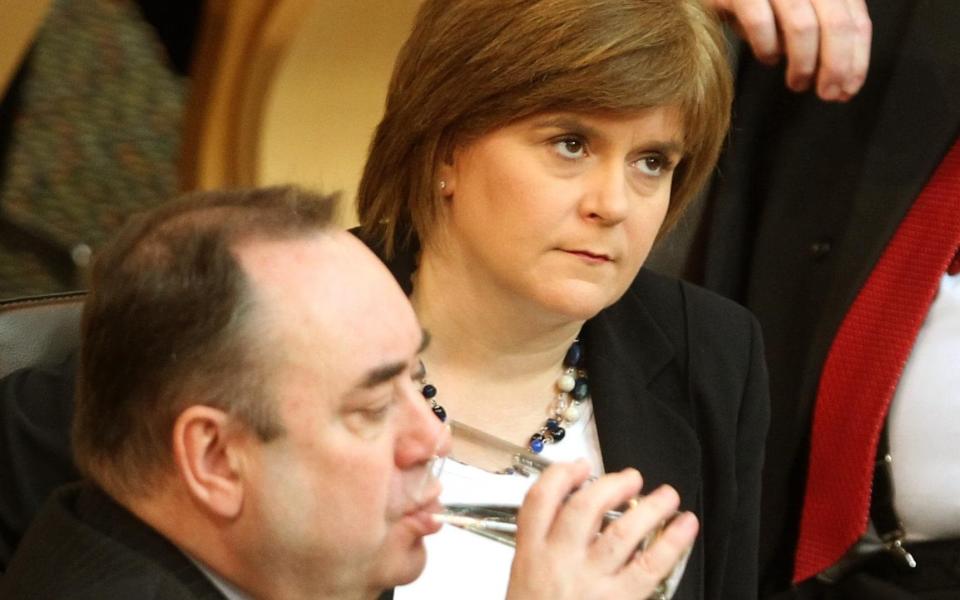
[0,0,186,298]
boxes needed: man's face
[235,232,446,597]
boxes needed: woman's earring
[439,180,447,191]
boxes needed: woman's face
[434,107,684,321]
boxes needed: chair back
[0,292,85,378]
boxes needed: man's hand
[706,0,872,101]
[506,461,698,600]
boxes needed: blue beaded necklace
[418,340,589,454]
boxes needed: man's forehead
[238,232,394,304]
[234,231,344,281]
[235,232,420,359]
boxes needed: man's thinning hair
[73,186,336,498]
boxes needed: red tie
[793,136,960,583]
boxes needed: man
[693,1,960,597]
[0,186,448,598]
[1,186,689,599]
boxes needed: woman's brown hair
[358,0,733,257]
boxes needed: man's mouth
[402,496,444,536]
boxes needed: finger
[619,510,700,591]
[728,0,783,66]
[588,484,681,572]
[771,0,821,92]
[839,0,872,97]
[809,0,857,100]
[548,468,642,548]
[515,460,592,548]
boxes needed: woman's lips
[563,249,613,264]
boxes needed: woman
[356,0,769,598]
[0,1,766,598]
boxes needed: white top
[396,399,687,598]
[887,271,960,541]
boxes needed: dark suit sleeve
[0,355,80,570]
[722,315,771,599]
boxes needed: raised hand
[706,0,872,101]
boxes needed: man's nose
[395,385,451,469]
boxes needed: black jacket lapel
[583,282,701,508]
[584,279,703,600]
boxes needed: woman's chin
[530,281,627,322]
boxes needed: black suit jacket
[696,1,960,595]
[0,357,80,569]
[0,482,226,599]
[380,240,770,600]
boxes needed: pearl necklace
[418,340,589,454]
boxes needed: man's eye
[552,136,587,159]
[363,404,391,422]
[412,360,426,382]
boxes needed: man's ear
[171,406,247,520]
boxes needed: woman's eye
[635,154,668,176]
[553,136,587,160]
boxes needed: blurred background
[0,0,422,299]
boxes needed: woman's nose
[581,163,629,225]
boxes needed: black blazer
[0,482,226,599]
[0,237,770,600]
[380,240,770,600]
[696,1,960,595]
[0,357,81,569]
